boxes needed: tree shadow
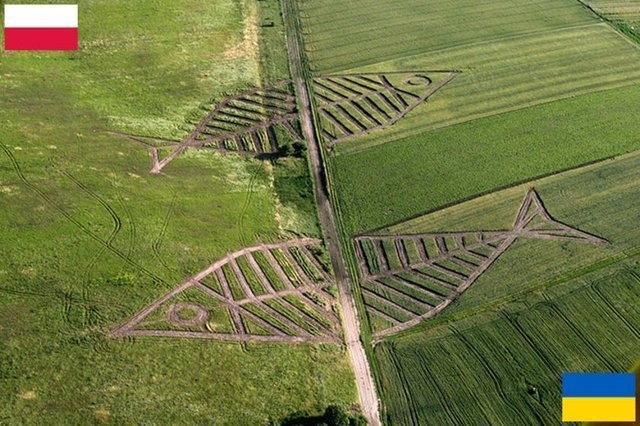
[281,413,326,426]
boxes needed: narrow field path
[281,1,381,424]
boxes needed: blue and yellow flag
[562,372,636,422]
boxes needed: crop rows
[113,239,341,343]
[300,0,597,73]
[376,270,640,425]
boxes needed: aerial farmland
[1,0,639,425]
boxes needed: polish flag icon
[4,4,78,51]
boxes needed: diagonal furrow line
[1,144,166,285]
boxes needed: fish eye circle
[168,302,209,327]
[405,75,432,86]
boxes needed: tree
[349,414,367,426]
[292,141,307,157]
[278,142,293,157]
[324,405,349,426]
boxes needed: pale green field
[300,0,640,154]
[333,23,640,154]
[588,0,640,24]
[301,0,595,73]
[0,0,356,424]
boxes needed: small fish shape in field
[353,189,608,339]
[111,81,302,173]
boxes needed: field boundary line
[280,0,382,423]
[337,78,640,155]
[576,0,640,50]
[358,148,640,237]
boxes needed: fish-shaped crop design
[353,189,608,339]
[313,71,458,145]
[112,71,458,173]
[111,239,341,344]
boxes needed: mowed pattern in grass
[382,148,640,324]
[0,0,356,424]
[301,0,640,154]
[300,0,594,73]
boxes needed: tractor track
[238,162,263,247]
[452,327,529,425]
[56,167,124,313]
[591,280,640,339]
[281,0,381,423]
[540,296,615,370]
[57,168,123,244]
[0,144,167,286]
[152,192,178,274]
[112,177,137,258]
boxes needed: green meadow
[0,0,355,424]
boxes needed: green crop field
[302,0,595,73]
[370,150,640,424]
[375,264,640,425]
[0,0,356,424]
[385,148,640,325]
[309,0,640,235]
[301,0,640,154]
[332,84,640,235]
[298,0,640,424]
[4,0,640,424]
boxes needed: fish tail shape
[512,189,608,244]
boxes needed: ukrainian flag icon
[562,372,636,422]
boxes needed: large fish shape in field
[111,71,458,173]
[353,189,608,339]
[111,239,342,344]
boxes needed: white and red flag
[4,4,78,51]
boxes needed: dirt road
[280,1,381,424]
